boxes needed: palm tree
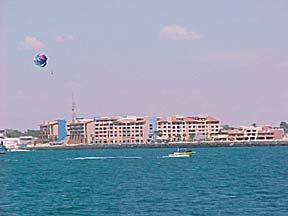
[157,130,163,137]
[183,134,187,142]
[176,134,181,142]
[189,134,195,141]
[152,130,163,143]
[168,134,172,143]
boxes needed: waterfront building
[222,126,284,141]
[2,136,33,149]
[2,138,21,149]
[93,116,149,144]
[37,115,285,144]
[66,118,94,144]
[156,115,220,142]
[19,136,34,145]
[38,119,67,143]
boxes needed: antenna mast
[72,93,77,123]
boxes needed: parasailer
[34,53,48,67]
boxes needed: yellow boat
[168,148,193,158]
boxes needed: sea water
[0,146,288,216]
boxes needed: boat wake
[9,149,32,152]
[162,155,190,158]
[73,156,142,160]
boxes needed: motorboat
[168,148,193,158]
[0,143,7,154]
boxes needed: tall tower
[72,93,77,123]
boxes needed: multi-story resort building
[93,116,150,144]
[38,120,66,143]
[66,118,94,144]
[37,115,220,144]
[37,115,285,145]
[156,116,220,142]
[38,116,152,144]
[220,126,284,141]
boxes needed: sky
[1,0,288,130]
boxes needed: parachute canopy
[34,53,48,67]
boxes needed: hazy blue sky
[1,0,288,130]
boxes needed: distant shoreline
[28,140,288,150]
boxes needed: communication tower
[72,93,77,123]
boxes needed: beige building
[156,115,220,142]
[67,118,94,144]
[38,119,67,143]
[93,116,149,144]
[221,125,284,141]
[39,121,59,143]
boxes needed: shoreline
[28,140,288,150]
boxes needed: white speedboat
[168,148,193,158]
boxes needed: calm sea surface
[1,146,288,216]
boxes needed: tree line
[4,129,40,138]
[280,121,288,133]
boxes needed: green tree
[24,129,40,137]
[189,134,195,141]
[222,125,232,130]
[176,134,181,142]
[5,129,24,138]
[153,130,162,139]
[156,130,163,137]
[167,134,172,142]
[280,121,288,133]
[183,134,187,141]
[4,129,40,138]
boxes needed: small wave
[73,156,142,160]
